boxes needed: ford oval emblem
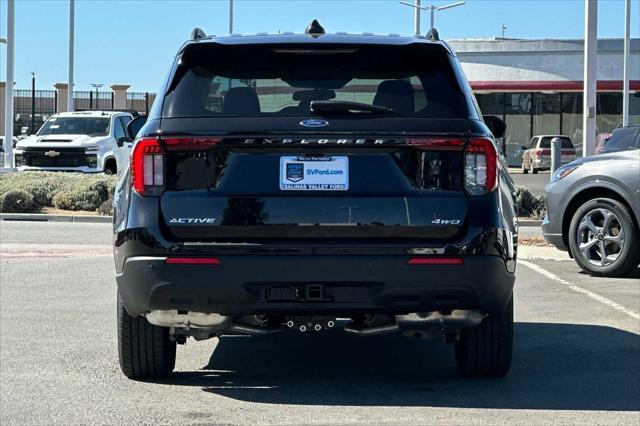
[299,119,329,128]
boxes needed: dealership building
[448,37,640,165]
[1,37,638,166]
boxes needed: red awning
[469,80,640,91]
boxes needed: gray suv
[543,126,640,276]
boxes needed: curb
[0,213,112,223]
[518,219,542,227]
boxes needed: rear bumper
[116,254,515,317]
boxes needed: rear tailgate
[150,133,491,241]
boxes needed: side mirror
[520,145,528,151]
[483,115,506,140]
[126,115,147,141]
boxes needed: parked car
[521,135,576,174]
[13,110,134,174]
[597,126,639,154]
[114,23,518,380]
[543,129,640,276]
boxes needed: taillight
[131,138,165,196]
[407,257,464,265]
[464,138,497,195]
[408,138,465,151]
[130,137,221,196]
[535,149,551,156]
[408,137,497,195]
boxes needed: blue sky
[1,0,639,92]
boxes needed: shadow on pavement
[166,322,640,411]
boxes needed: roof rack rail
[191,27,206,40]
[426,28,440,41]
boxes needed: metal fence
[73,90,114,111]
[127,92,156,115]
[8,89,157,136]
[13,90,57,134]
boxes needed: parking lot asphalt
[1,221,639,425]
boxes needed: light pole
[3,0,16,171]
[31,72,36,134]
[582,0,597,157]
[68,0,75,112]
[400,1,465,32]
[229,0,233,34]
[622,0,630,127]
[91,83,103,110]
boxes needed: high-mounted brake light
[131,137,222,196]
[464,138,497,195]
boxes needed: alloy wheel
[576,208,625,267]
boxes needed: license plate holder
[279,155,349,191]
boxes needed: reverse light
[407,257,464,265]
[131,138,164,196]
[464,138,498,195]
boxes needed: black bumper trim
[116,254,514,317]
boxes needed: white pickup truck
[14,111,134,174]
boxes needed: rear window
[162,43,469,119]
[600,128,638,153]
[539,137,573,149]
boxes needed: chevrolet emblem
[44,150,60,158]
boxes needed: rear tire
[455,297,513,377]
[521,160,529,174]
[118,293,176,380]
[530,161,538,174]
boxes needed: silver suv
[543,127,640,276]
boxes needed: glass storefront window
[561,93,583,156]
[504,93,531,167]
[533,93,560,137]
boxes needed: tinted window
[600,128,638,153]
[539,136,573,149]
[163,43,469,119]
[38,117,110,136]
[113,118,127,141]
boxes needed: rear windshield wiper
[310,100,397,115]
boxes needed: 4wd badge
[286,162,304,182]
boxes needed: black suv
[114,23,517,380]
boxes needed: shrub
[515,186,546,219]
[97,194,114,216]
[0,189,36,213]
[52,189,104,211]
[0,171,118,213]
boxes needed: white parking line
[519,260,640,320]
